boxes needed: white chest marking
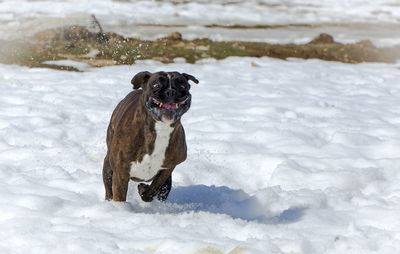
[129,122,173,181]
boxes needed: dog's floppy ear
[182,73,199,84]
[131,71,152,89]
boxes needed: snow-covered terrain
[2,0,400,26]
[1,0,400,253]
[1,57,400,253]
[1,0,400,46]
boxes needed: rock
[167,32,182,40]
[309,33,335,44]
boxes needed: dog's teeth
[176,104,178,108]
[160,103,163,108]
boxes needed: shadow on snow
[129,184,306,224]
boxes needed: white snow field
[1,0,400,26]
[1,0,400,46]
[1,57,400,253]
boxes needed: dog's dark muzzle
[164,88,176,98]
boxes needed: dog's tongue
[163,103,176,110]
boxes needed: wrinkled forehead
[148,72,186,84]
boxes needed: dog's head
[131,71,199,123]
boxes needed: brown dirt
[0,25,399,71]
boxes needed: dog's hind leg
[102,155,113,200]
[157,175,172,202]
[103,123,115,201]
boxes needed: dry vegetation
[0,25,399,71]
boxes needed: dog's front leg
[157,175,172,202]
[112,171,129,202]
[138,168,174,202]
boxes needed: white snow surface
[1,0,399,26]
[1,57,400,253]
[42,60,91,72]
[1,0,400,46]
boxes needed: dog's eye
[152,83,160,88]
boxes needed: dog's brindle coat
[102,71,198,202]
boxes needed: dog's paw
[138,183,153,202]
[138,183,149,195]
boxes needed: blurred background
[1,0,399,46]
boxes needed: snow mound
[1,57,400,253]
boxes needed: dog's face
[131,71,199,123]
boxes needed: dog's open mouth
[151,97,189,110]
[146,96,191,123]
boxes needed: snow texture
[1,57,400,253]
[1,0,400,26]
[1,0,400,46]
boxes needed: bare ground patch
[0,25,399,71]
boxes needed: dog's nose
[165,88,176,98]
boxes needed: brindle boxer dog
[102,71,198,202]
